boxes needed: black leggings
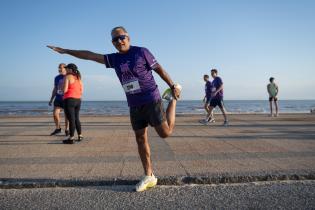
[64,98,81,137]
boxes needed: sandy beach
[0,113,314,186]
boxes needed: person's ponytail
[65,63,81,80]
[75,69,81,80]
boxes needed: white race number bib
[122,80,141,94]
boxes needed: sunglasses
[112,35,127,42]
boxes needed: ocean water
[0,100,314,116]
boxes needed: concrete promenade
[0,113,315,188]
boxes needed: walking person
[47,26,181,192]
[207,69,228,126]
[49,63,69,136]
[200,74,215,124]
[62,63,83,144]
[267,77,279,117]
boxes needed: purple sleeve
[54,77,57,87]
[217,77,223,86]
[142,48,158,70]
[104,53,116,68]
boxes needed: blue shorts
[54,99,64,109]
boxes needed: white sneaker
[162,84,182,101]
[135,174,158,192]
[208,118,215,123]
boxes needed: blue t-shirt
[211,76,223,100]
[54,75,65,101]
[104,46,161,107]
[205,80,212,98]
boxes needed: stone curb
[1,173,315,189]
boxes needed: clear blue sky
[1,0,314,101]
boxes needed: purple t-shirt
[212,76,224,100]
[205,80,212,98]
[104,46,161,107]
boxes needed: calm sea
[0,100,314,116]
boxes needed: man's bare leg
[155,99,177,138]
[219,106,228,122]
[53,107,61,129]
[269,101,273,117]
[134,127,152,176]
[204,103,212,119]
[275,100,279,116]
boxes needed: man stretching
[47,26,181,192]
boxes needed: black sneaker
[223,120,229,127]
[65,130,69,136]
[63,138,75,144]
[50,128,61,136]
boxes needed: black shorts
[210,98,224,109]
[54,99,64,109]
[130,100,166,131]
[269,97,278,102]
[205,97,211,104]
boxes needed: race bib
[57,89,64,95]
[122,80,141,94]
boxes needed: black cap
[65,63,78,71]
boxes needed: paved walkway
[0,114,314,187]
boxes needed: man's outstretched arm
[47,45,105,64]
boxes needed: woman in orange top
[63,63,83,144]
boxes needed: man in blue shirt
[49,63,69,135]
[208,69,228,126]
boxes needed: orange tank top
[63,77,82,99]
